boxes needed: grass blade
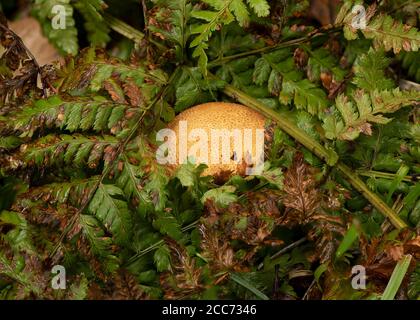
[381,254,412,300]
[230,273,270,300]
[336,223,359,259]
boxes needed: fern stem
[208,28,340,68]
[356,169,414,183]
[103,13,144,42]
[220,80,408,230]
[126,220,198,266]
[103,13,166,51]
[337,163,407,229]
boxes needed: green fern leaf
[281,79,329,115]
[353,49,394,91]
[74,0,110,47]
[398,51,420,83]
[306,47,347,82]
[88,183,133,244]
[252,49,330,115]
[153,211,184,241]
[3,96,141,138]
[78,214,120,272]
[364,14,420,53]
[154,244,171,272]
[323,89,420,140]
[337,4,420,53]
[32,0,79,55]
[190,0,270,73]
[21,134,119,170]
[19,178,99,206]
[247,0,270,17]
[114,157,154,217]
[230,0,250,27]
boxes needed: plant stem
[103,13,144,42]
[257,237,307,270]
[230,273,270,300]
[356,169,414,183]
[208,28,340,68]
[337,163,407,229]
[126,220,198,266]
[221,81,408,230]
[103,13,166,51]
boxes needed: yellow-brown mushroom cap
[166,102,267,178]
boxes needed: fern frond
[306,47,346,82]
[0,211,35,255]
[0,137,22,151]
[57,48,168,105]
[89,63,168,92]
[323,89,420,140]
[15,134,119,171]
[281,79,330,116]
[190,0,270,73]
[114,157,153,216]
[88,183,133,244]
[2,96,142,138]
[153,211,184,241]
[174,67,225,111]
[149,0,193,62]
[398,51,420,83]
[0,252,44,296]
[74,0,111,47]
[17,177,99,207]
[252,49,330,115]
[154,243,171,272]
[113,136,170,215]
[246,0,270,17]
[352,49,394,91]
[32,0,79,55]
[363,14,420,53]
[337,4,420,53]
[77,214,119,272]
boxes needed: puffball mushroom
[163,102,267,179]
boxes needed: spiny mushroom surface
[166,102,267,178]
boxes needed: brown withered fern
[160,239,204,299]
[85,270,149,300]
[202,190,283,247]
[199,223,237,274]
[358,231,419,291]
[0,15,52,112]
[282,152,320,225]
[110,270,149,300]
[282,152,348,262]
